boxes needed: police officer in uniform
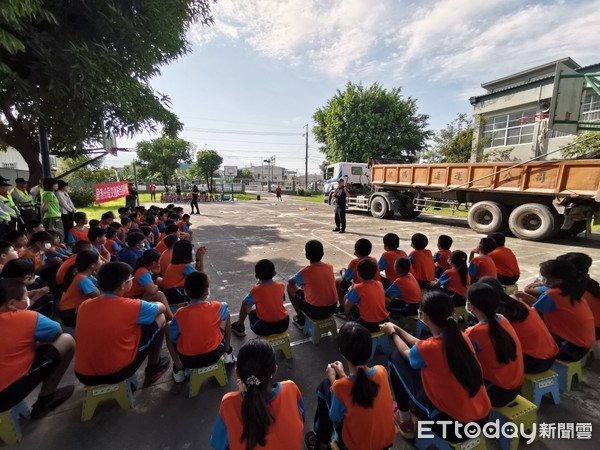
[11,177,35,228]
[332,178,351,233]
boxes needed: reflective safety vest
[11,187,34,208]
[0,193,18,218]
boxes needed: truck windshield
[326,167,335,180]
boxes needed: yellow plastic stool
[521,370,560,407]
[454,305,468,322]
[188,356,228,398]
[416,432,487,450]
[490,395,537,450]
[81,376,137,421]
[264,332,292,359]
[552,359,583,391]
[503,284,518,296]
[0,401,30,445]
[303,316,338,345]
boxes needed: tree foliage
[422,113,474,163]
[0,0,215,183]
[313,82,431,164]
[0,0,51,58]
[136,137,194,186]
[235,168,254,181]
[560,132,600,159]
[195,150,223,192]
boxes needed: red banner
[94,181,129,204]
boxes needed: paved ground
[14,194,600,449]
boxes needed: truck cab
[323,162,370,204]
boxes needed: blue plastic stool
[552,359,583,391]
[369,331,391,360]
[521,370,560,407]
[415,432,486,450]
[0,401,30,445]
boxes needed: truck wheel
[508,203,556,241]
[467,201,509,234]
[370,197,391,219]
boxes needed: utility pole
[39,127,52,178]
[304,124,308,191]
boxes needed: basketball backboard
[224,166,238,177]
[548,63,585,135]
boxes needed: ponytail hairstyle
[449,250,468,287]
[236,339,276,450]
[478,276,529,323]
[65,250,100,288]
[467,283,517,364]
[421,291,483,397]
[337,322,379,408]
[539,259,585,304]
[134,249,161,271]
[557,253,600,299]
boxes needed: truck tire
[370,197,391,219]
[508,203,556,241]
[467,201,509,234]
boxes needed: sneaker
[231,321,246,337]
[304,431,317,450]
[31,386,75,419]
[332,228,340,232]
[144,356,170,386]
[394,409,416,440]
[338,229,345,233]
[223,349,237,365]
[172,364,187,383]
[292,314,305,329]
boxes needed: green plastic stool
[0,401,30,445]
[503,284,518,296]
[552,359,583,391]
[454,305,468,322]
[264,332,292,359]
[489,395,537,450]
[188,356,228,398]
[521,370,560,407]
[81,376,137,421]
[303,316,338,345]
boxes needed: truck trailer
[324,160,600,241]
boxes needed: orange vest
[348,256,381,283]
[470,255,497,279]
[162,263,191,290]
[409,249,435,282]
[380,250,408,281]
[126,267,151,298]
[510,303,558,361]
[174,301,224,356]
[353,280,389,322]
[441,268,470,298]
[250,282,288,322]
[0,311,39,391]
[489,247,520,278]
[584,291,600,328]
[56,254,76,285]
[298,263,337,307]
[391,274,422,304]
[59,273,95,311]
[434,249,452,269]
[159,248,173,276]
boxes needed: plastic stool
[0,401,30,445]
[369,331,392,360]
[403,315,428,339]
[454,306,468,322]
[503,284,518,296]
[188,356,228,398]
[264,332,292,359]
[552,359,582,391]
[415,432,486,450]
[81,376,138,421]
[489,395,537,450]
[303,317,338,345]
[521,370,560,407]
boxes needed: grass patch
[292,194,325,203]
[231,194,258,201]
[78,193,153,221]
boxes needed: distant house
[469,57,600,161]
[0,147,57,181]
[243,164,287,182]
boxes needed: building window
[1,163,17,169]
[581,93,600,123]
[482,108,537,148]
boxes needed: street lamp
[263,159,270,192]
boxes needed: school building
[0,147,58,182]
[469,57,600,162]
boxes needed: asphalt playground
[13,194,600,449]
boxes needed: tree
[560,132,600,159]
[0,1,50,61]
[195,150,223,192]
[319,159,330,179]
[422,113,474,163]
[313,82,431,163]
[0,1,215,183]
[235,168,254,181]
[136,137,194,186]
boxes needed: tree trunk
[17,141,43,185]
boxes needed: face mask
[465,301,473,315]
[538,276,547,284]
[44,243,52,250]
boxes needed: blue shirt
[78,275,98,295]
[116,247,144,268]
[34,314,62,341]
[292,272,305,287]
[346,287,361,305]
[533,292,556,314]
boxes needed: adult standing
[55,180,76,236]
[332,178,350,233]
[149,183,157,201]
[41,178,64,241]
[11,178,35,228]
[0,180,20,232]
[190,184,200,214]
[276,185,282,201]
[29,180,43,220]
[126,181,138,210]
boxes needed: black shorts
[387,300,419,316]
[249,311,290,336]
[178,341,225,368]
[0,345,61,412]
[434,266,449,279]
[59,308,77,328]
[497,274,520,285]
[75,322,160,386]
[162,287,190,306]
[295,290,336,320]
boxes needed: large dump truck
[326,160,600,241]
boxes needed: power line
[179,116,301,129]
[184,127,302,136]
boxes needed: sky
[104,0,600,175]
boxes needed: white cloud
[190,0,600,86]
